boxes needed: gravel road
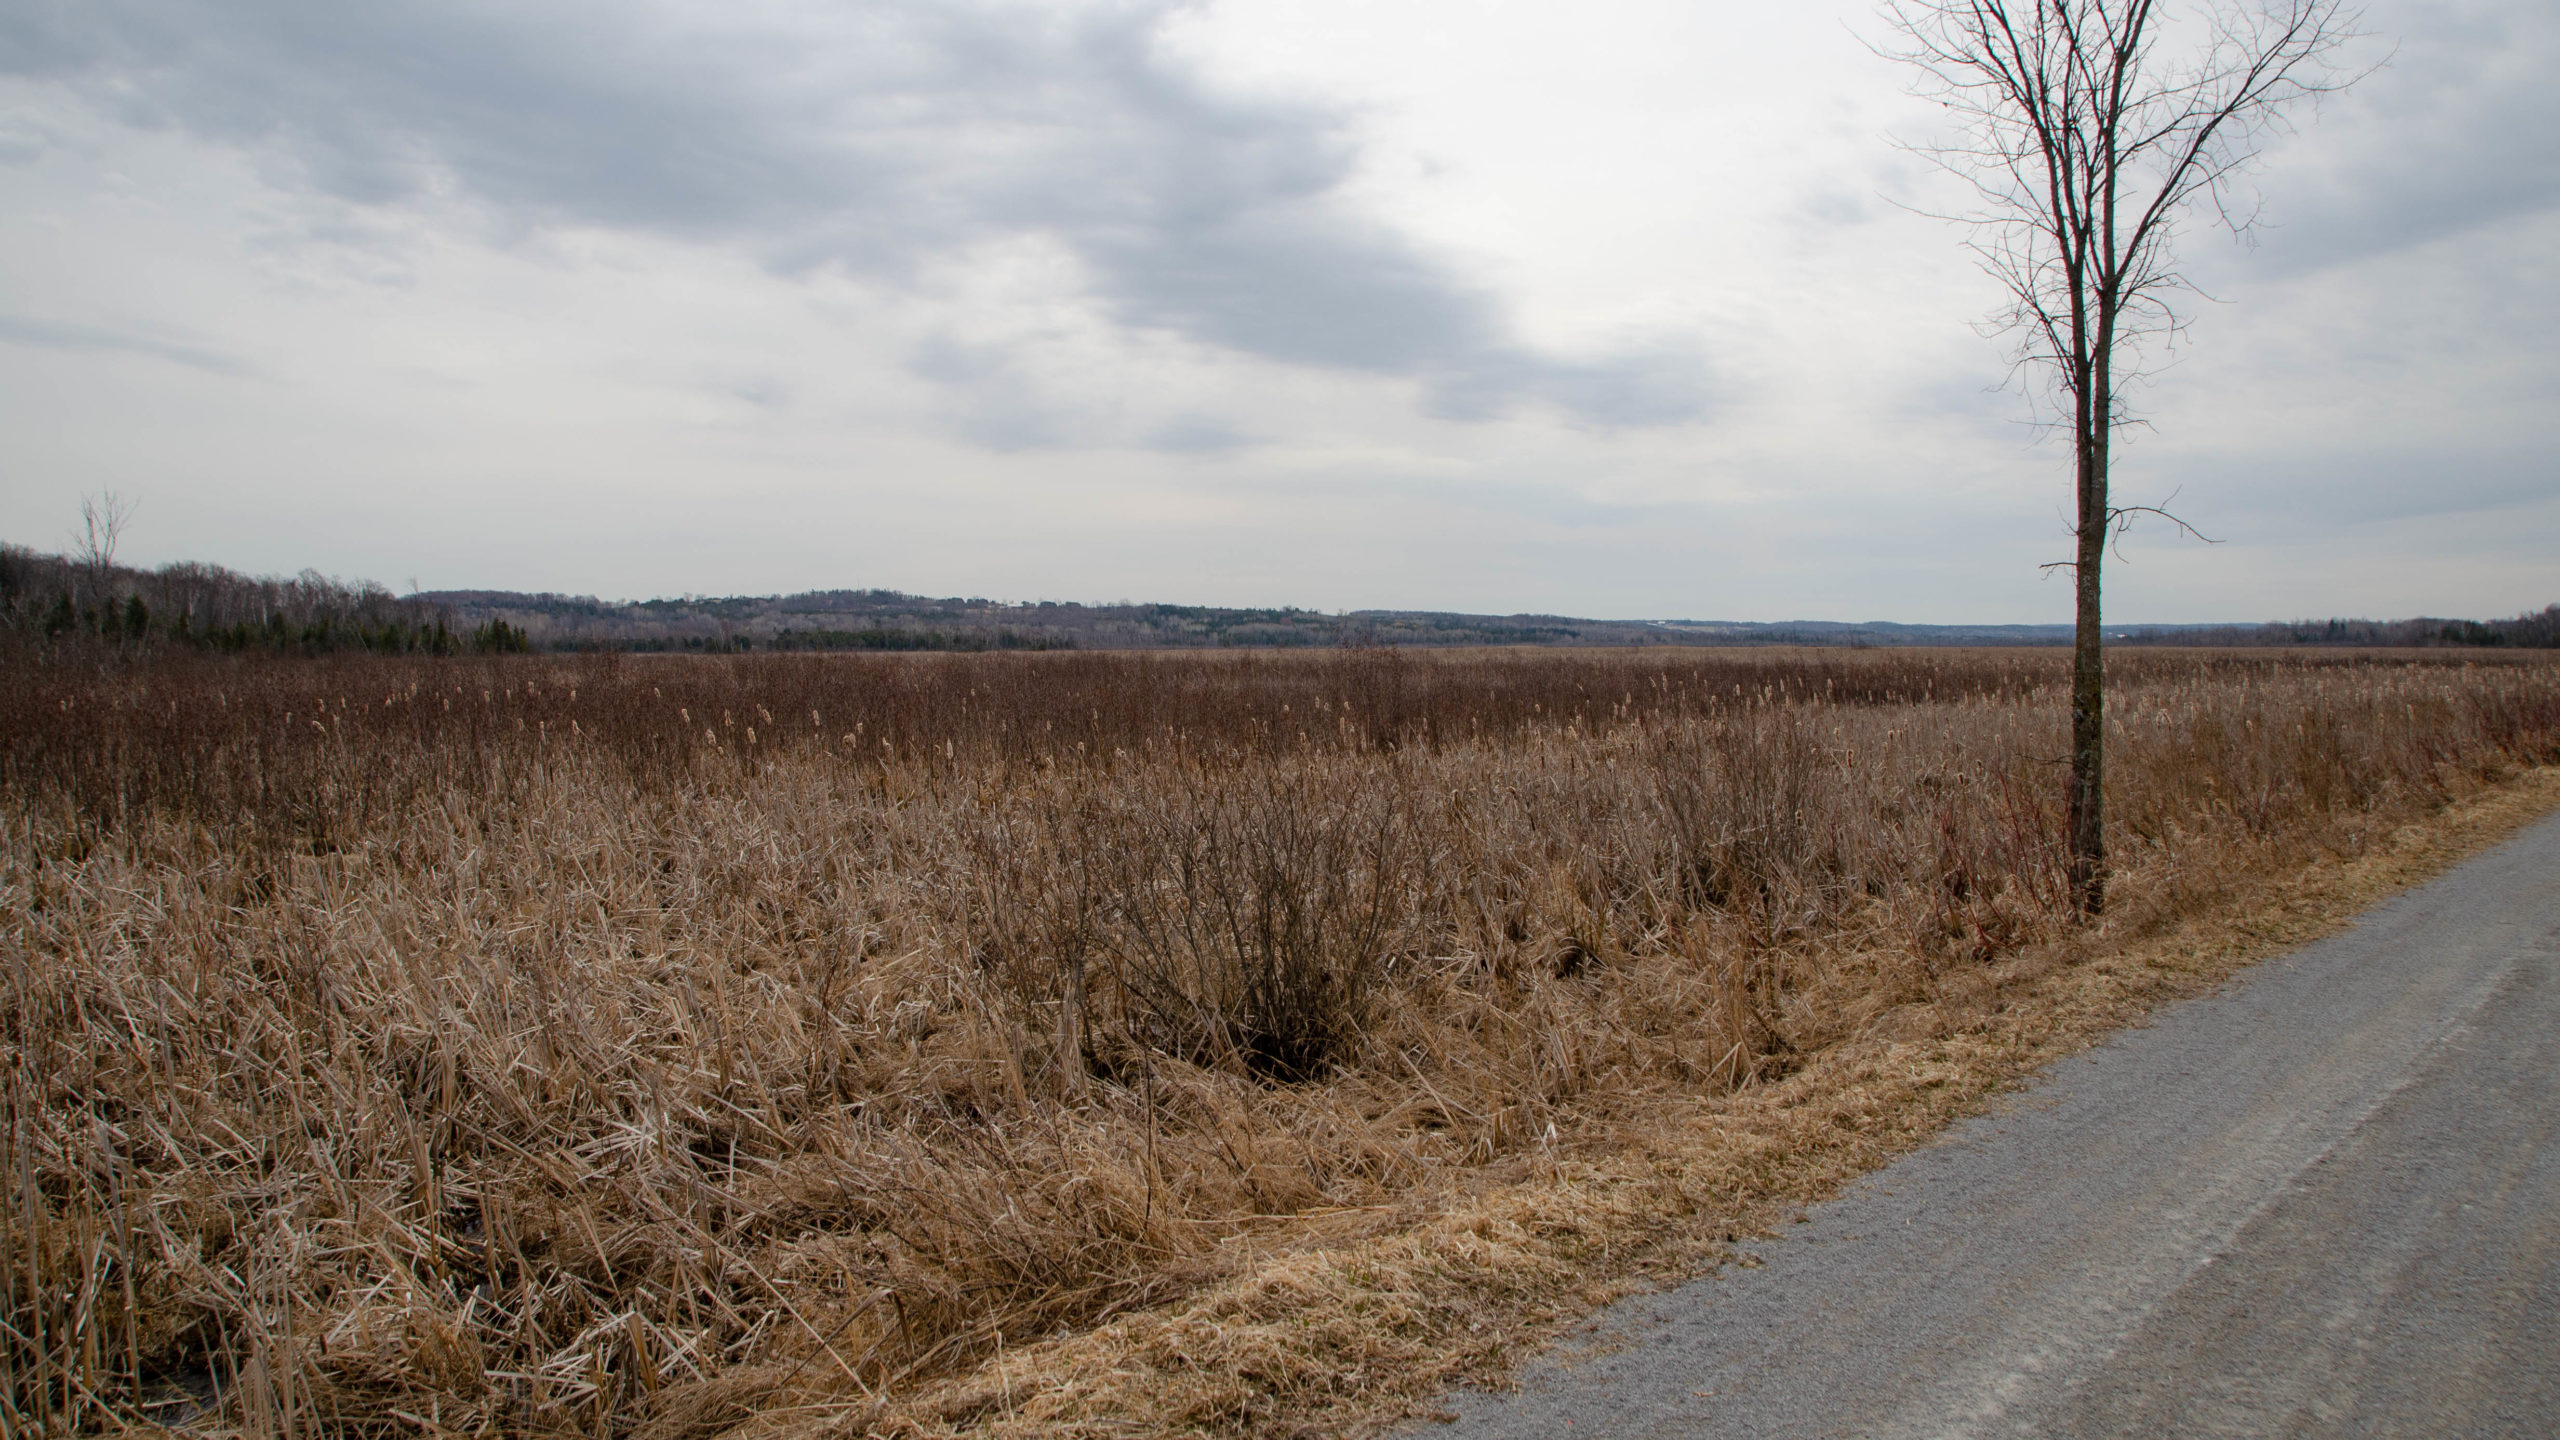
[1426,811,2560,1439]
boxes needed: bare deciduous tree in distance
[72,490,136,604]
[1881,0,2360,913]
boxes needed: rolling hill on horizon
[5,541,2551,654]
[415,584,2560,654]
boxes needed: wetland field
[5,645,2557,1438]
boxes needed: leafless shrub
[1651,705,1826,921]
[1094,764,1417,1084]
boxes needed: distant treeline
[7,539,2554,658]
[2117,607,2560,649]
[766,626,1070,652]
[0,545,526,656]
[597,626,1074,654]
[415,586,1597,652]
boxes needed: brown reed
[2,646,2556,1437]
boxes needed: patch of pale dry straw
[0,649,2554,1439]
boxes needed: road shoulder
[1428,782,2560,1439]
[890,769,2560,1439]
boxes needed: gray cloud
[1420,342,1715,426]
[906,332,1079,451]
[1146,415,1252,454]
[2171,440,2557,529]
[0,313,257,374]
[2241,2,2560,272]
[3,0,1709,429]
[1794,187,1872,227]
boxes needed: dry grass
[3,646,2557,1438]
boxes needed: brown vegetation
[4,646,2558,1437]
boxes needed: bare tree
[1881,0,2358,913]
[71,490,137,600]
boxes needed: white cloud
[0,0,2549,621]
[1,0,1710,422]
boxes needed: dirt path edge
[822,767,2560,1440]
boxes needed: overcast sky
[1,0,2551,622]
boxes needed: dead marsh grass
[3,646,2558,1438]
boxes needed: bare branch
[73,491,137,593]
[2106,503,2222,562]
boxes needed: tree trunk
[2068,378,2109,915]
